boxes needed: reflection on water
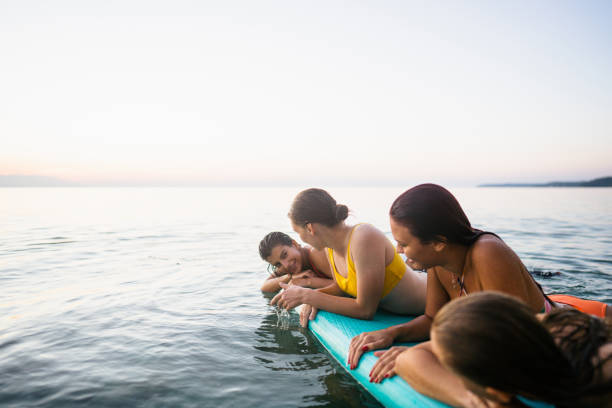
[253,294,383,407]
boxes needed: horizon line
[1,174,611,189]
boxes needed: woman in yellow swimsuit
[271,188,427,328]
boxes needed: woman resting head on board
[271,188,427,327]
[425,291,612,408]
[348,183,610,406]
[258,231,334,292]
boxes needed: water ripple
[1,187,610,408]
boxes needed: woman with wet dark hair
[271,188,427,328]
[422,292,612,408]
[347,183,609,405]
[258,231,333,292]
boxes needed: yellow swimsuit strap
[327,224,363,296]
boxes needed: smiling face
[265,242,303,276]
[390,216,443,269]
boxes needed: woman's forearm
[395,343,472,407]
[308,277,335,289]
[315,282,344,295]
[260,275,290,292]
[304,290,377,320]
[387,314,432,342]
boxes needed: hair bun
[335,204,349,222]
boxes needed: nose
[396,243,403,253]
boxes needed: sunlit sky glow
[1,0,611,186]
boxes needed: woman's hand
[299,304,318,327]
[347,328,396,369]
[369,346,408,383]
[270,282,308,310]
[289,270,315,287]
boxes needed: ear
[432,236,447,252]
[484,387,513,404]
[291,239,300,248]
[305,223,315,235]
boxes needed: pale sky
[1,0,611,186]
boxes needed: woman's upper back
[328,223,405,297]
[434,233,546,312]
[330,224,396,274]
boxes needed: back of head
[390,184,477,245]
[259,231,293,260]
[542,308,612,406]
[288,188,349,227]
[432,292,576,403]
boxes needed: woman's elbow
[355,306,376,320]
[359,312,375,320]
[260,283,278,293]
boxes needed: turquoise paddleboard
[305,308,554,408]
[305,308,451,408]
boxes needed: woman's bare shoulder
[470,234,517,264]
[350,224,392,257]
[351,223,387,243]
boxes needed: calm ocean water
[1,187,611,407]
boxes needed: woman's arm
[395,342,479,408]
[290,270,334,289]
[347,267,450,370]
[349,226,389,319]
[262,269,334,292]
[261,274,291,292]
[298,281,345,327]
[273,283,379,319]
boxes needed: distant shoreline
[479,176,612,188]
[2,175,611,188]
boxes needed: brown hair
[258,231,293,260]
[288,188,349,227]
[432,292,612,407]
[390,184,479,245]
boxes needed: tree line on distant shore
[479,176,612,187]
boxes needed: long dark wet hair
[390,183,557,306]
[390,183,481,245]
[432,292,612,408]
[289,188,349,227]
[258,232,293,260]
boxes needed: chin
[409,259,429,270]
